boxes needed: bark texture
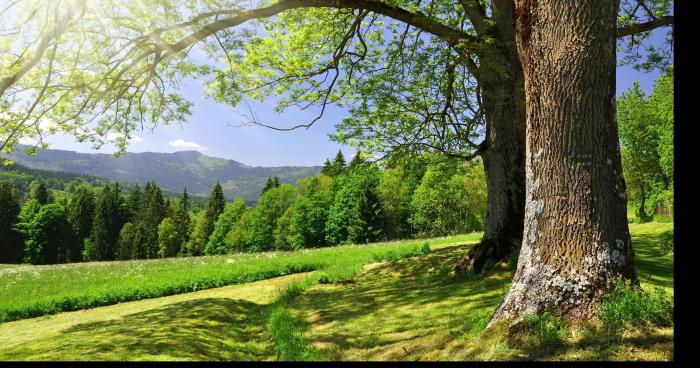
[457,0,526,274]
[490,0,637,323]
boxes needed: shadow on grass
[631,227,674,289]
[287,244,511,360]
[1,298,273,361]
[288,224,674,361]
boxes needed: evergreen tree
[126,184,142,221]
[321,158,333,176]
[262,177,275,195]
[83,185,123,261]
[261,176,281,195]
[138,182,166,259]
[325,165,384,245]
[181,187,190,212]
[66,184,95,262]
[186,182,226,255]
[29,179,50,205]
[207,182,226,224]
[330,150,346,176]
[0,181,23,263]
[172,188,192,246]
[348,149,366,170]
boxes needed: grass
[283,222,673,361]
[0,225,672,361]
[0,273,310,360]
[0,235,455,323]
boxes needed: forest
[0,150,487,264]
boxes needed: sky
[40,27,671,167]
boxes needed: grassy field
[0,233,479,323]
[284,222,674,361]
[0,273,311,360]
[0,224,671,361]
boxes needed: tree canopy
[1,0,673,163]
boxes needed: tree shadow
[631,230,674,289]
[2,298,273,361]
[288,244,511,360]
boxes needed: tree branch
[616,15,673,38]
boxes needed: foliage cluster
[598,282,674,334]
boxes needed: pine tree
[321,158,333,176]
[172,188,192,245]
[83,185,122,261]
[262,177,275,195]
[331,150,346,176]
[187,182,226,255]
[181,187,190,212]
[126,184,142,222]
[66,184,95,262]
[138,181,166,259]
[206,182,226,225]
[29,179,50,205]
[348,149,366,170]
[0,181,24,263]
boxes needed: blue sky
[42,27,671,167]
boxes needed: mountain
[5,146,321,202]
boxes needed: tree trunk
[637,184,649,222]
[490,0,637,323]
[456,1,527,274]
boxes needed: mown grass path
[0,272,310,361]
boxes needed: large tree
[0,0,673,274]
[491,0,640,324]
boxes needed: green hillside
[5,146,320,202]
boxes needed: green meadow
[0,224,672,361]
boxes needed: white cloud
[168,139,207,151]
[18,136,38,145]
[106,132,144,143]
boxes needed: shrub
[659,229,673,255]
[598,282,673,333]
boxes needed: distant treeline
[0,162,209,208]
[0,151,486,264]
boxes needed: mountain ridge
[5,145,322,202]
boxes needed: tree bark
[490,0,637,323]
[456,0,527,274]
